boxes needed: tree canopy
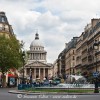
[0,35,23,74]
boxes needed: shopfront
[7,73,18,87]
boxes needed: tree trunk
[1,73,6,88]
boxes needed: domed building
[24,33,53,80]
[28,33,47,63]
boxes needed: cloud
[0,0,100,63]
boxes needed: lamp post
[93,41,99,93]
[22,51,25,84]
[30,67,32,84]
[70,67,71,83]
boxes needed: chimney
[65,43,68,48]
[91,18,99,28]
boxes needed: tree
[0,35,23,87]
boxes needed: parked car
[52,78,61,85]
[43,80,49,86]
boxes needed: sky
[0,0,100,63]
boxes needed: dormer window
[2,17,5,22]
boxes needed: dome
[30,39,43,47]
[30,33,44,47]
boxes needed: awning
[8,74,18,78]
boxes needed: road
[0,88,100,100]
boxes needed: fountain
[66,75,86,83]
[66,75,95,88]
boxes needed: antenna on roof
[95,13,99,18]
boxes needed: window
[73,50,74,54]
[5,25,9,31]
[73,62,75,66]
[73,56,75,60]
[2,17,5,22]
[99,37,100,41]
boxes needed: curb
[8,90,100,95]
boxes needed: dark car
[43,80,49,86]
[52,78,61,85]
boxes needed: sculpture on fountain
[66,75,87,84]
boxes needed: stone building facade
[65,37,78,75]
[56,37,78,78]
[0,12,14,38]
[52,60,58,78]
[56,18,100,79]
[0,12,18,87]
[24,33,53,80]
[75,19,100,77]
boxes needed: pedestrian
[50,81,52,87]
[0,79,2,88]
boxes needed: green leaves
[0,35,23,74]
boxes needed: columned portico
[25,67,49,80]
[39,68,40,78]
[43,68,45,78]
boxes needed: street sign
[93,72,99,77]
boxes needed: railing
[18,83,100,93]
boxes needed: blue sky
[0,0,100,63]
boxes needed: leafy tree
[0,35,23,87]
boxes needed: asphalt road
[0,88,100,100]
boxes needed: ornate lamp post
[30,67,32,84]
[22,51,25,84]
[93,41,99,93]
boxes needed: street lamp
[93,40,99,93]
[30,67,32,84]
[22,51,25,84]
[70,67,71,83]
